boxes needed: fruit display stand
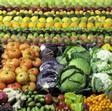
[0,0,112,111]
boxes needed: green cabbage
[69,58,91,75]
[60,67,86,93]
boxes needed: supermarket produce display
[0,0,111,111]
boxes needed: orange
[29,22,37,28]
[21,22,28,28]
[87,22,94,29]
[70,22,79,27]
[12,21,20,28]
[46,22,54,28]
[54,22,62,28]
[4,22,12,27]
[37,22,45,28]
[62,22,70,28]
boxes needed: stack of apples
[0,42,42,91]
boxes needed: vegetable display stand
[0,0,112,111]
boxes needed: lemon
[102,44,112,51]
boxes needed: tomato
[0,82,6,90]
[28,68,39,75]
[1,51,9,59]
[6,42,20,50]
[7,82,21,90]
[3,64,16,72]
[0,70,16,83]
[33,58,42,67]
[20,43,30,50]
[5,58,20,68]
[7,49,21,59]
[20,58,33,69]
[45,94,53,104]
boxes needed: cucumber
[34,107,40,111]
[36,103,41,107]
[40,106,45,111]
[22,108,26,111]
[28,101,35,107]
[26,107,30,111]
[27,98,32,103]
[31,107,35,111]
